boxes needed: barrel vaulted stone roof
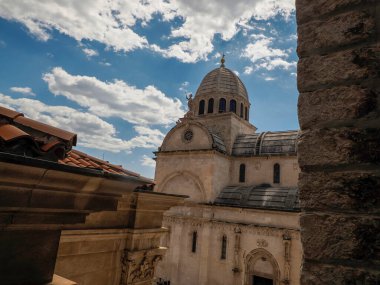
[214,185,300,212]
[232,130,299,156]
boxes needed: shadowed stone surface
[297,0,380,283]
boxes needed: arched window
[219,98,226,113]
[239,164,246,183]
[199,100,205,115]
[273,163,280,184]
[221,235,227,260]
[191,231,197,253]
[208,98,214,113]
[240,103,244,117]
[245,107,248,120]
[230,99,236,113]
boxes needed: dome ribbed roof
[195,67,249,100]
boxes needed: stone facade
[296,0,380,283]
[154,63,302,285]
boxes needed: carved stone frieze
[120,250,164,285]
[256,239,268,247]
[163,214,300,240]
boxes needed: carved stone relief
[120,251,162,285]
[256,239,268,248]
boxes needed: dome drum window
[219,98,226,113]
[208,98,214,114]
[199,100,205,115]
[230,100,237,113]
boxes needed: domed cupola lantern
[194,55,250,121]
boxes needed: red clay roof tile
[40,140,65,152]
[0,106,23,120]
[14,116,77,145]
[0,124,31,141]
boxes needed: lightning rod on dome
[221,53,225,67]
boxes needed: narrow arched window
[221,235,227,260]
[239,164,246,183]
[245,107,248,120]
[230,99,236,113]
[208,98,214,113]
[191,231,197,253]
[273,163,280,184]
[219,98,226,113]
[240,103,243,117]
[199,100,205,115]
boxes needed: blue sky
[0,0,298,178]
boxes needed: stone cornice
[163,215,300,240]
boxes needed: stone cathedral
[153,58,302,285]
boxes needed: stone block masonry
[296,0,380,284]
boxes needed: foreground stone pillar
[119,191,185,285]
[296,0,380,284]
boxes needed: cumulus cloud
[258,58,297,70]
[42,67,184,126]
[243,66,254,75]
[0,0,152,52]
[0,94,165,152]
[242,34,296,71]
[141,155,156,168]
[0,0,295,63]
[10,86,35,96]
[82,48,98,57]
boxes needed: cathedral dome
[192,56,250,121]
[195,66,248,100]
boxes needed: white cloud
[233,70,240,76]
[243,34,296,71]
[258,58,297,70]
[264,76,276,81]
[0,0,295,63]
[99,61,111,67]
[152,0,295,62]
[10,86,35,96]
[179,81,190,94]
[0,1,152,52]
[141,155,156,168]
[243,66,254,75]
[243,36,286,62]
[0,94,165,153]
[82,48,98,57]
[42,67,184,126]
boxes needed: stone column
[296,0,380,283]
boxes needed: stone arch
[244,248,281,285]
[158,171,207,202]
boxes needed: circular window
[184,129,193,142]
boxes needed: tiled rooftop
[0,106,148,180]
[60,149,140,177]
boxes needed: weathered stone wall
[156,205,302,285]
[296,0,380,283]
